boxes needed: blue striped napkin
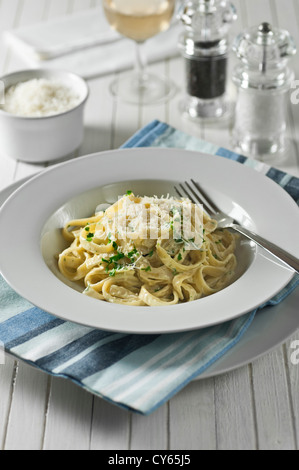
[1,120,299,415]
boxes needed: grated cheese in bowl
[1,78,82,117]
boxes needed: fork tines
[175,179,218,217]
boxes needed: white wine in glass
[103,0,176,104]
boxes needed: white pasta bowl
[0,68,89,162]
[0,148,298,334]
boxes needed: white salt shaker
[232,22,296,159]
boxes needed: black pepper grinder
[178,0,237,120]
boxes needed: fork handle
[231,224,299,274]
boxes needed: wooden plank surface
[0,0,298,450]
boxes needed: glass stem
[134,41,148,88]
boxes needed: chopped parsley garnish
[128,248,139,259]
[177,253,182,261]
[85,226,90,232]
[86,233,94,242]
[126,191,133,196]
[108,264,126,277]
[148,250,154,257]
[110,252,125,263]
[112,241,118,250]
[141,266,152,272]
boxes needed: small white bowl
[0,69,89,163]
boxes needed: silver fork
[175,179,299,274]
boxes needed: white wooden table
[0,0,299,451]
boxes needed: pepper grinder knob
[258,22,272,34]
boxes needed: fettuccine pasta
[58,192,238,306]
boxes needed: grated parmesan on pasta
[58,192,238,307]
[1,78,81,117]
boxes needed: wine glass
[103,0,176,104]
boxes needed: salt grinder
[178,0,237,120]
[232,22,296,158]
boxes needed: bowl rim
[0,147,298,333]
[0,68,90,121]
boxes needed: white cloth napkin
[3,7,182,79]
